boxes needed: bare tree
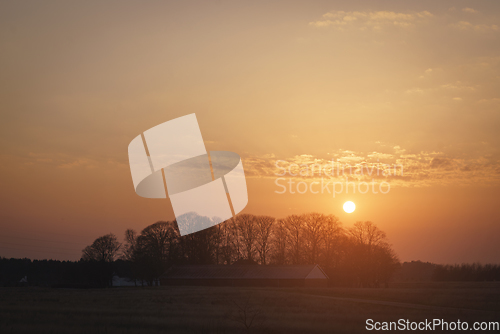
[234,214,257,262]
[133,221,179,285]
[218,219,238,264]
[348,221,387,248]
[284,214,304,264]
[121,229,137,261]
[223,217,243,262]
[81,233,121,262]
[270,218,288,264]
[179,224,219,265]
[346,221,397,287]
[110,214,401,288]
[320,214,343,269]
[137,221,179,261]
[254,215,275,265]
[302,213,327,264]
[372,243,400,287]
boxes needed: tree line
[0,257,133,288]
[82,213,401,287]
[432,263,500,281]
[392,261,500,282]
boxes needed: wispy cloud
[58,158,99,169]
[0,152,127,171]
[242,144,500,187]
[440,81,477,91]
[309,10,433,31]
[449,21,499,33]
[311,9,499,36]
[462,7,479,14]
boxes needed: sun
[343,201,356,213]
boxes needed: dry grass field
[0,283,499,333]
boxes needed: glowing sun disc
[343,201,355,213]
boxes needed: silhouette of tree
[319,214,343,275]
[179,224,218,264]
[270,218,288,265]
[121,229,138,261]
[99,215,403,287]
[226,217,242,262]
[345,221,398,287]
[132,221,179,285]
[81,233,121,262]
[234,214,257,262]
[254,215,275,265]
[81,233,121,287]
[284,214,304,264]
[302,213,327,264]
[217,220,238,264]
[348,221,387,248]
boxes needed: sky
[0,0,499,264]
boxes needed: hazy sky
[1,0,499,263]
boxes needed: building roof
[161,264,328,280]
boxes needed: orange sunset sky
[1,0,499,264]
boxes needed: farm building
[160,264,329,288]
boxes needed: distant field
[0,282,499,333]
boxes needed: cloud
[311,9,498,36]
[309,10,433,31]
[462,8,479,14]
[242,145,500,187]
[449,21,499,33]
[430,157,453,169]
[418,67,443,79]
[478,98,500,104]
[367,152,394,160]
[441,82,476,91]
[393,146,406,155]
[58,158,99,169]
[405,88,425,94]
[0,151,126,172]
[404,78,479,97]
